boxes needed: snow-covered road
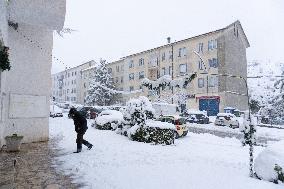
[50,116,283,189]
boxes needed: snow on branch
[141,73,197,90]
[93,82,142,95]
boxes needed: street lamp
[167,37,174,104]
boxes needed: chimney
[167,37,171,44]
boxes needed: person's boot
[73,148,82,153]
[87,144,93,150]
[73,143,82,153]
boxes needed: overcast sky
[51,0,284,73]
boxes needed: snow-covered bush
[254,140,284,184]
[116,96,175,145]
[128,120,176,145]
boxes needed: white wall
[2,23,53,143]
[0,0,66,146]
[0,0,8,147]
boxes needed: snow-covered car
[183,109,209,124]
[93,110,124,130]
[50,105,63,118]
[157,115,188,139]
[214,113,239,128]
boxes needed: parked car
[157,115,188,139]
[93,110,124,130]
[50,105,63,118]
[182,110,209,124]
[214,113,239,128]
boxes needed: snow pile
[254,140,284,183]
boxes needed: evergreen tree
[271,70,284,123]
[85,59,115,106]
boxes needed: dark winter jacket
[72,111,88,133]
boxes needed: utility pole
[167,37,174,104]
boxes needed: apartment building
[51,60,95,104]
[107,21,250,115]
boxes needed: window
[198,43,203,53]
[108,68,112,73]
[178,47,187,57]
[182,47,187,56]
[129,86,134,91]
[178,48,182,57]
[139,71,145,79]
[209,76,218,87]
[75,71,77,75]
[129,60,134,68]
[161,67,166,76]
[162,52,166,61]
[116,65,120,72]
[121,76,124,83]
[139,58,144,66]
[208,40,217,51]
[179,64,187,73]
[198,78,204,88]
[121,65,124,71]
[115,77,119,83]
[213,39,218,49]
[169,66,172,75]
[72,72,73,76]
[198,60,204,70]
[129,73,134,80]
[209,58,218,68]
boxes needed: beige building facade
[51,21,249,116]
[106,20,249,115]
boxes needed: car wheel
[174,131,179,139]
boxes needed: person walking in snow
[69,107,93,153]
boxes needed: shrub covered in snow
[128,120,176,145]
[254,140,284,184]
[116,96,175,145]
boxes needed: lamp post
[167,37,174,104]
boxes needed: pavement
[0,136,83,189]
[187,125,280,146]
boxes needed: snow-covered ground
[50,116,283,189]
